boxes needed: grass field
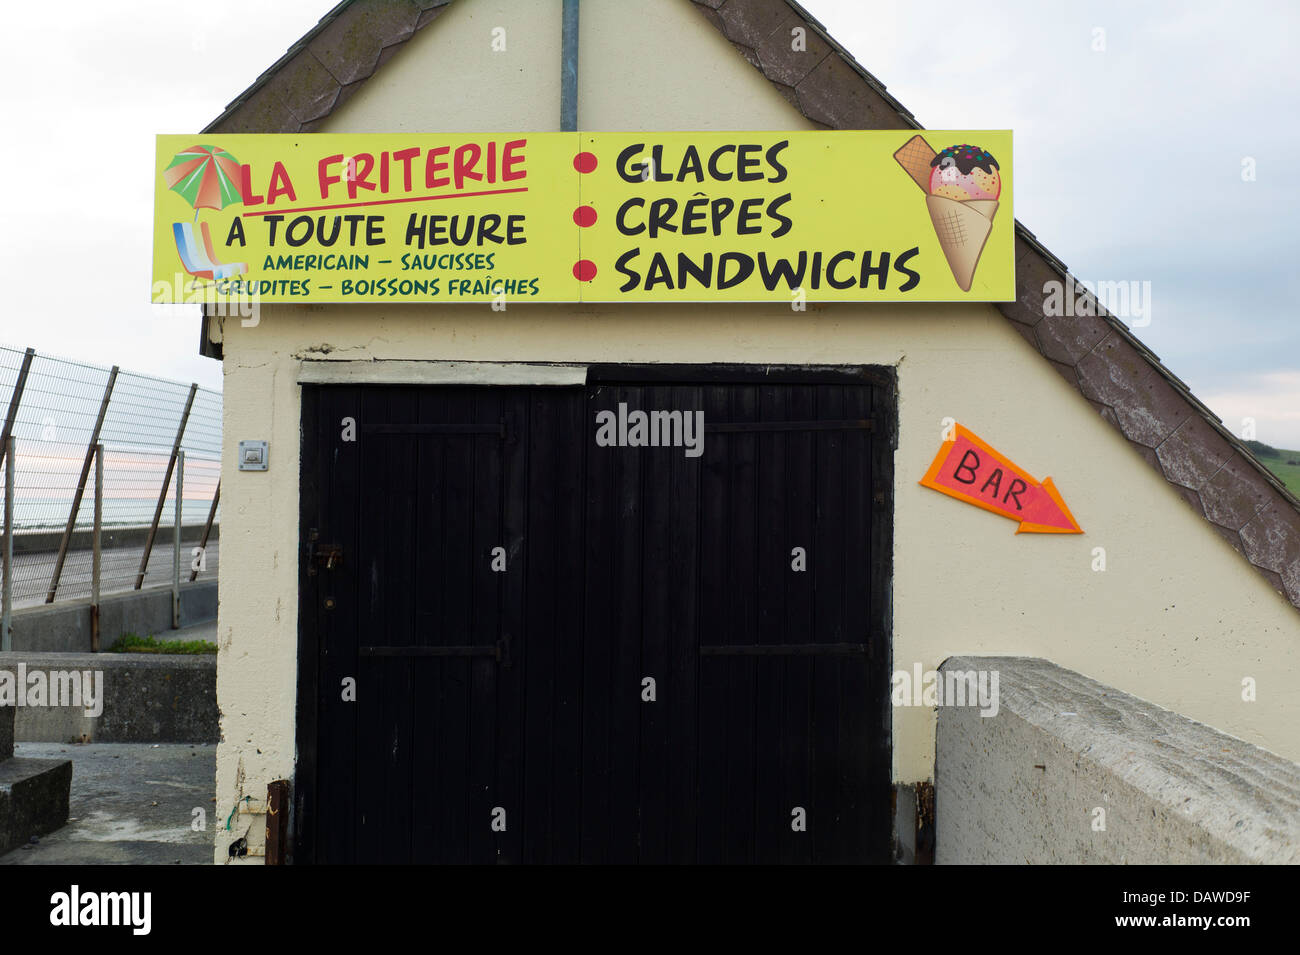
[1262,450,1300,498]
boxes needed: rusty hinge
[267,779,290,866]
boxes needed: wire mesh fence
[0,345,221,630]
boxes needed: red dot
[573,259,597,281]
[573,152,598,173]
[573,205,597,227]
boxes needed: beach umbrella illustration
[162,143,250,284]
[163,144,244,220]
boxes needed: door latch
[307,531,344,575]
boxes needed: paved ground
[0,742,216,865]
[4,539,220,609]
[145,618,217,645]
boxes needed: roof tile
[795,54,912,130]
[416,5,449,30]
[1043,357,1079,390]
[1239,504,1300,603]
[1006,316,1039,351]
[766,79,805,113]
[1074,332,1153,407]
[1136,444,1162,474]
[1268,567,1294,602]
[1110,371,1196,450]
[752,13,833,87]
[1173,484,1207,519]
[731,41,764,71]
[328,79,367,118]
[1014,234,1042,265]
[998,248,1055,329]
[309,0,422,86]
[1034,308,1112,367]
[711,0,795,47]
[374,40,408,73]
[1201,454,1277,531]
[1156,415,1237,492]
[1208,522,1246,554]
[692,4,728,36]
[1096,402,1121,431]
[211,81,302,134]
[267,49,341,126]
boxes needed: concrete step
[0,757,72,855]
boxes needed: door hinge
[700,643,867,656]
[357,634,513,667]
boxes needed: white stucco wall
[211,0,1300,861]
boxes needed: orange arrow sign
[919,424,1083,534]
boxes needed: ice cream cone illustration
[894,136,1000,292]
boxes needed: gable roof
[202,0,1300,614]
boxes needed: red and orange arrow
[919,424,1082,534]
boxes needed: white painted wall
[212,0,1300,862]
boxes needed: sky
[0,0,1296,444]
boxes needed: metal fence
[0,345,221,648]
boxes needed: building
[190,0,1300,863]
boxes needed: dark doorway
[295,366,894,863]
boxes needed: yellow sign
[151,131,1013,305]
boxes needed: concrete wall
[936,656,1300,863]
[0,652,218,744]
[0,685,11,760]
[211,0,1300,860]
[9,581,218,653]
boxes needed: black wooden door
[297,372,891,864]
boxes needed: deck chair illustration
[172,220,247,282]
